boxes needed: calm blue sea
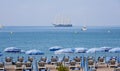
[0,26,120,60]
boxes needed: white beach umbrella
[86,48,105,60]
[49,46,63,51]
[86,48,105,53]
[26,49,44,55]
[109,48,120,53]
[54,48,74,54]
[74,48,87,53]
[4,47,22,53]
[100,47,112,52]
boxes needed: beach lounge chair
[24,61,33,71]
[69,61,77,69]
[108,58,117,68]
[88,59,95,68]
[51,56,58,65]
[5,57,13,65]
[38,61,47,71]
[18,57,24,63]
[40,57,47,62]
[15,61,24,71]
[97,57,107,67]
[63,56,70,65]
[0,62,5,70]
[28,57,33,62]
[74,56,81,64]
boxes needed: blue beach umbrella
[86,48,105,53]
[109,48,120,53]
[4,47,22,53]
[99,47,112,57]
[26,49,44,55]
[4,47,24,59]
[109,48,120,57]
[100,47,112,52]
[54,48,74,67]
[74,48,87,53]
[49,46,63,51]
[54,48,75,63]
[54,48,74,54]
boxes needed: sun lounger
[108,58,117,68]
[88,59,95,68]
[24,61,33,71]
[18,56,24,62]
[51,56,58,65]
[0,62,5,70]
[15,61,24,71]
[63,56,70,65]
[40,57,47,62]
[97,57,107,67]
[28,57,33,62]
[38,61,47,71]
[5,57,13,65]
[69,61,77,68]
[74,56,81,64]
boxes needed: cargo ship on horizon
[53,16,72,27]
[53,24,72,27]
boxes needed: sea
[0,26,120,60]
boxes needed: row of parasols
[0,46,120,56]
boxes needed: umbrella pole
[64,54,65,66]
[95,51,96,68]
[118,53,119,63]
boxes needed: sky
[0,0,120,26]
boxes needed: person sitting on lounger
[40,57,47,62]
[108,57,117,68]
[25,61,33,71]
[28,57,33,62]
[74,56,81,64]
[51,56,58,65]
[18,56,24,62]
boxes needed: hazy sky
[0,0,120,26]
